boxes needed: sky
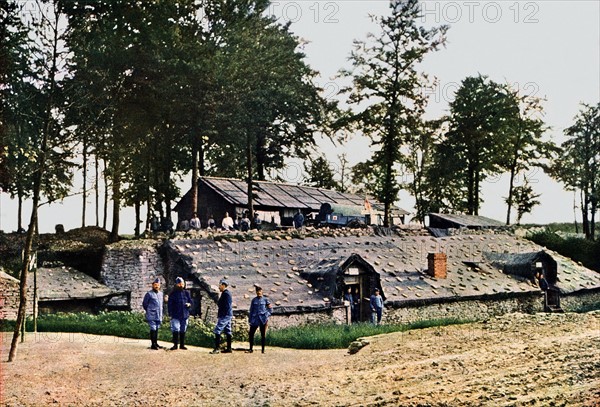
[0,0,599,234]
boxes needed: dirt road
[2,311,599,406]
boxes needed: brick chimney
[427,253,447,279]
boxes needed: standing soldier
[210,279,233,354]
[168,277,192,350]
[142,277,164,350]
[246,285,272,353]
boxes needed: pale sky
[1,0,598,233]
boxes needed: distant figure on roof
[179,219,190,232]
[370,288,383,325]
[253,213,261,230]
[150,214,160,236]
[189,212,201,231]
[207,214,216,229]
[161,216,174,235]
[293,210,304,229]
[246,285,272,354]
[240,214,251,232]
[222,212,234,231]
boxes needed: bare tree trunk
[581,189,590,239]
[573,189,579,234]
[95,155,99,227]
[109,159,121,243]
[82,136,87,227]
[246,133,254,220]
[467,163,475,215]
[191,135,198,220]
[474,168,480,216]
[103,158,108,229]
[17,189,23,231]
[134,199,141,238]
[506,167,516,225]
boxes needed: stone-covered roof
[0,270,19,283]
[429,213,506,228]
[33,267,124,301]
[167,233,600,313]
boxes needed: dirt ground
[1,311,599,407]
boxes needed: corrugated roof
[199,176,407,213]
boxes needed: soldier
[142,278,164,350]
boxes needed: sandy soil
[1,311,599,407]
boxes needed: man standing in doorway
[142,277,164,350]
[210,279,233,354]
[370,288,383,325]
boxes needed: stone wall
[196,289,347,330]
[100,241,165,312]
[384,295,542,325]
[0,273,22,320]
[561,290,600,312]
[0,272,35,320]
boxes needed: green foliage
[506,180,541,225]
[339,0,448,226]
[0,312,471,349]
[303,155,339,190]
[527,231,600,272]
[550,103,600,240]
[266,319,469,349]
[434,75,517,215]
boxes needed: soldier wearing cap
[142,277,164,350]
[210,279,233,354]
[167,277,192,350]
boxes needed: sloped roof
[178,176,408,214]
[32,267,124,301]
[166,233,600,313]
[0,270,19,283]
[429,213,505,228]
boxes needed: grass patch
[265,318,470,349]
[1,313,471,350]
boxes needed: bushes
[528,231,600,272]
[0,312,470,350]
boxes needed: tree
[400,118,444,224]
[551,103,600,240]
[303,155,339,190]
[500,87,554,225]
[442,75,517,215]
[506,179,541,225]
[338,0,447,226]
[209,5,327,219]
[6,0,70,362]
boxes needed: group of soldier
[142,277,272,354]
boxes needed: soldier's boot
[222,334,232,353]
[170,332,179,350]
[210,334,221,354]
[150,330,159,350]
[179,332,188,350]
